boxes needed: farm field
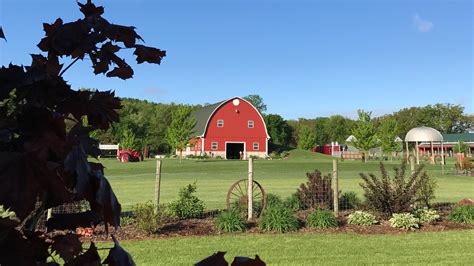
[97,230,474,265]
[98,149,474,211]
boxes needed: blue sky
[1,0,472,119]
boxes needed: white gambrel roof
[405,126,443,142]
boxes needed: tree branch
[59,57,81,77]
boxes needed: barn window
[211,142,218,150]
[217,119,224,127]
[253,142,259,150]
[248,120,254,128]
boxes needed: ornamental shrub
[266,193,284,208]
[448,205,474,224]
[296,170,333,210]
[215,209,246,232]
[359,162,436,217]
[169,183,205,219]
[413,207,440,224]
[132,201,163,234]
[389,213,419,230]
[283,193,304,211]
[347,211,378,226]
[306,209,338,228]
[339,191,362,210]
[259,206,299,233]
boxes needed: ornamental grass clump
[448,205,474,224]
[215,209,246,233]
[259,206,299,233]
[306,209,338,228]
[389,213,419,230]
[413,207,440,224]
[347,211,378,226]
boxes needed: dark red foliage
[0,26,5,40]
[296,170,334,210]
[0,0,164,264]
[65,242,102,266]
[52,233,83,262]
[195,251,228,266]
[103,235,136,265]
[231,255,266,266]
[134,45,166,64]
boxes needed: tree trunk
[179,149,182,164]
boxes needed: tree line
[91,94,473,156]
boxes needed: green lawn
[97,230,474,265]
[98,149,473,211]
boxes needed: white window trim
[253,142,259,150]
[248,120,254,128]
[217,119,224,128]
[211,142,218,150]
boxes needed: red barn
[186,97,270,159]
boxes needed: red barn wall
[203,99,267,158]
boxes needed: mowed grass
[97,149,474,210]
[97,230,474,265]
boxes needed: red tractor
[117,149,143,162]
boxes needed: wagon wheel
[226,179,266,218]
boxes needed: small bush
[306,209,338,228]
[296,170,333,210]
[168,183,205,219]
[266,193,284,208]
[359,162,436,217]
[448,205,474,224]
[389,213,419,230]
[283,193,304,211]
[347,211,378,226]
[120,215,135,226]
[413,207,440,224]
[215,209,246,232]
[339,191,361,210]
[259,206,299,233]
[132,201,162,234]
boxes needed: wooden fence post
[154,160,162,214]
[410,155,415,174]
[248,157,253,221]
[332,159,339,216]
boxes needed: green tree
[297,125,316,150]
[352,110,378,162]
[120,128,138,150]
[377,118,401,160]
[264,114,292,148]
[453,141,470,154]
[165,105,196,163]
[314,117,329,146]
[243,94,267,114]
[325,115,355,144]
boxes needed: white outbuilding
[404,126,444,165]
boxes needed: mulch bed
[82,216,474,242]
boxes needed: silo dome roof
[405,126,443,142]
